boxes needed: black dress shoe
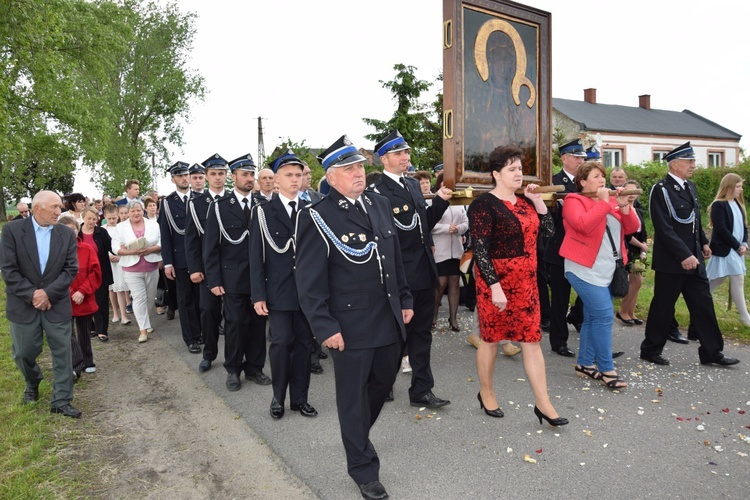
[632,318,644,325]
[166,307,175,320]
[51,404,82,419]
[410,391,450,409]
[667,331,689,344]
[198,359,212,373]
[612,351,625,359]
[687,334,699,341]
[270,397,284,420]
[553,345,575,357]
[197,336,205,345]
[385,389,394,402]
[701,355,740,366]
[640,353,670,365]
[226,372,241,391]
[245,371,272,385]
[616,312,635,326]
[358,480,388,500]
[23,386,39,403]
[188,343,202,354]
[541,319,550,332]
[310,362,324,374]
[290,402,318,417]
[318,349,328,359]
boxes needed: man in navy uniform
[369,129,452,409]
[296,135,413,500]
[185,154,229,372]
[251,149,317,420]
[543,139,586,357]
[159,161,202,354]
[640,142,739,367]
[203,153,271,391]
[189,163,206,194]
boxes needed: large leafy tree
[85,1,205,196]
[0,0,205,218]
[363,64,443,171]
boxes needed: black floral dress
[468,193,554,343]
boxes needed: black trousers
[330,340,401,485]
[547,263,583,350]
[71,315,94,373]
[641,271,724,362]
[222,292,266,374]
[268,310,313,404]
[173,268,201,346]
[537,258,551,323]
[200,283,222,362]
[92,285,109,335]
[403,287,435,400]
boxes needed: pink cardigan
[559,194,640,268]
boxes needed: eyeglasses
[19,210,29,215]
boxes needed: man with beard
[203,153,271,391]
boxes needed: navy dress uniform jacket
[295,188,412,350]
[184,191,222,274]
[158,191,191,269]
[543,170,578,265]
[368,175,448,291]
[250,196,301,310]
[203,193,265,295]
[649,175,709,274]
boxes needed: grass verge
[0,292,86,497]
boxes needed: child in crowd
[104,204,131,324]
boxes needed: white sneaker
[84,367,96,374]
[401,356,412,373]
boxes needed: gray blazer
[0,217,78,324]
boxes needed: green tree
[363,64,442,170]
[85,1,206,195]
[269,138,325,190]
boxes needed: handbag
[605,226,630,298]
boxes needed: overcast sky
[75,0,750,196]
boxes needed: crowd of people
[1,135,744,500]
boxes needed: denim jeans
[565,271,615,372]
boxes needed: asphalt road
[158,304,750,499]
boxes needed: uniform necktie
[399,177,409,191]
[182,195,188,208]
[242,197,250,220]
[354,199,370,226]
[289,200,297,222]
[214,194,221,201]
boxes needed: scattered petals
[536,449,543,454]
[704,441,711,446]
[739,410,746,415]
[523,454,537,464]
[738,452,748,457]
[651,400,661,403]
[415,414,422,420]
[676,417,684,421]
[714,446,724,452]
[722,408,730,413]
[507,447,513,453]
[583,430,592,437]
[579,462,586,466]
[603,443,608,448]
[697,425,705,431]
[637,410,645,415]
[708,461,718,466]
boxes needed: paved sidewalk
[159,306,750,499]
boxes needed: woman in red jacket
[59,215,102,378]
[560,162,639,390]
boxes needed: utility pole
[258,117,266,166]
[146,150,156,188]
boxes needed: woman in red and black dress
[468,145,567,426]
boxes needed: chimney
[584,88,596,104]
[639,94,651,110]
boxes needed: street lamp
[146,150,156,189]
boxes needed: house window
[708,152,723,167]
[653,151,668,162]
[603,149,622,168]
